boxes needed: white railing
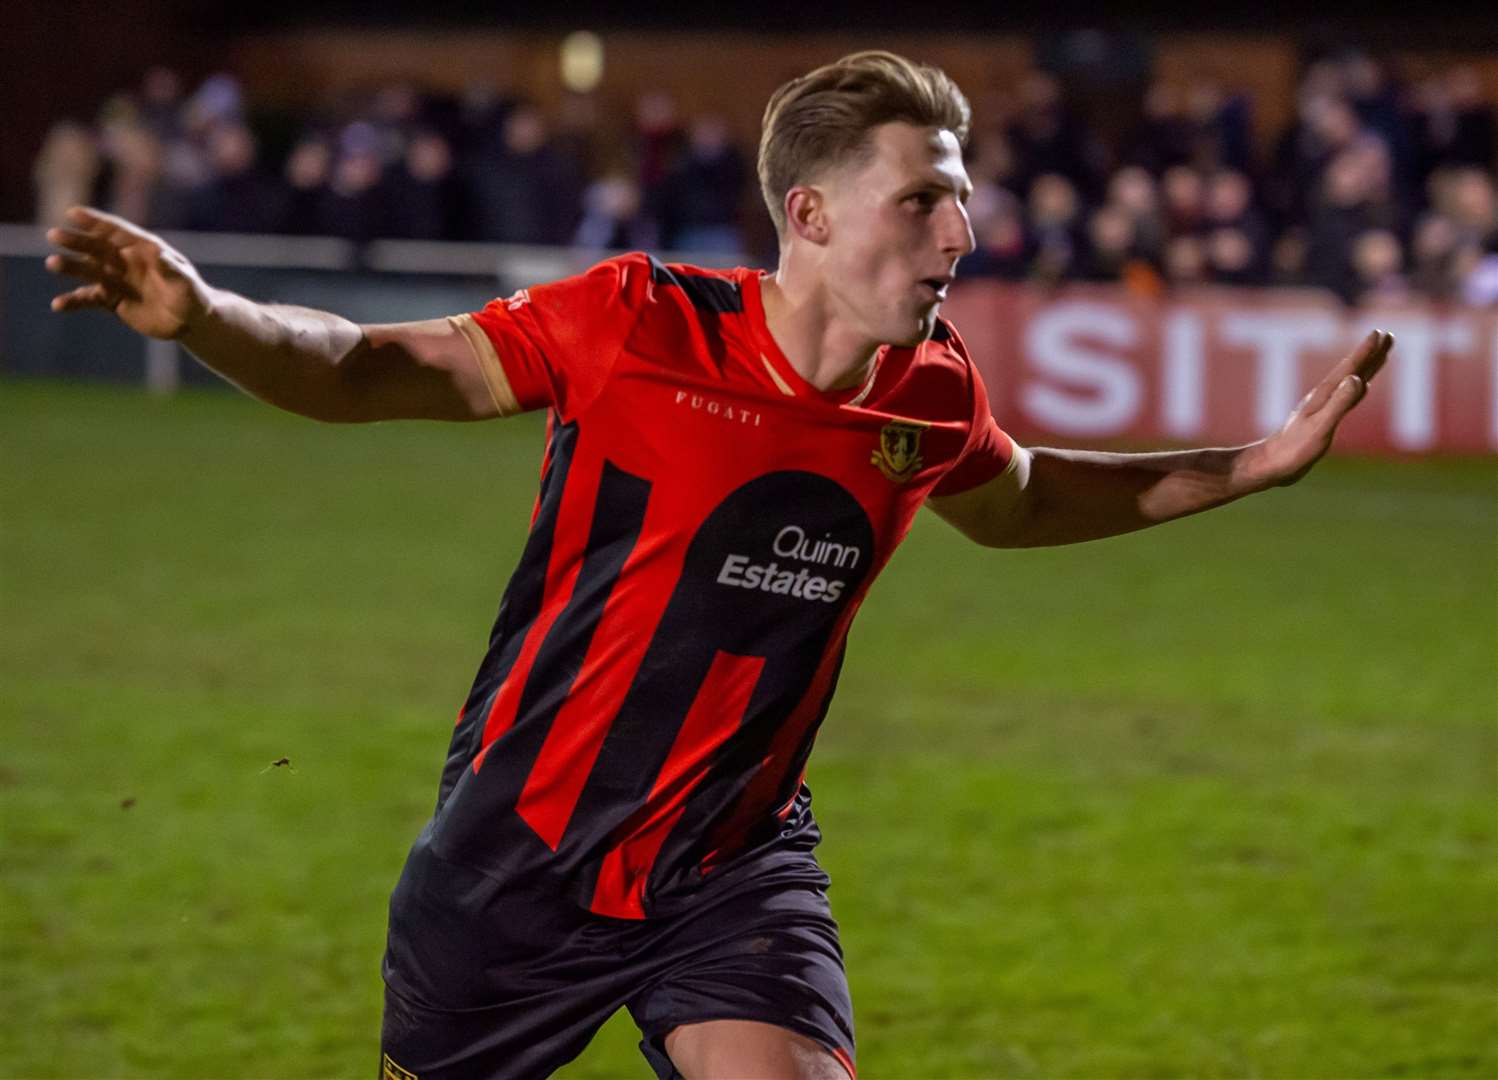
[0,223,750,393]
[0,223,747,275]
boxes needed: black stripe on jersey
[930,317,953,342]
[479,458,652,838]
[649,641,847,901]
[647,255,744,314]
[435,419,579,811]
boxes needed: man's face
[811,123,976,347]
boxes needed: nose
[942,200,976,259]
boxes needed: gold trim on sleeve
[449,313,521,417]
[999,433,1025,478]
[997,435,1032,492]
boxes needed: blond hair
[758,50,972,235]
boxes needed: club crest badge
[871,419,929,483]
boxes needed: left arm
[928,330,1393,548]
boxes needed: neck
[759,266,881,393]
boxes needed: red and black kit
[380,253,1015,1079]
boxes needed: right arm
[45,206,500,423]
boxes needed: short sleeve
[930,336,1020,498]
[455,253,652,420]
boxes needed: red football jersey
[426,254,1017,918]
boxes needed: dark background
[5,0,1495,222]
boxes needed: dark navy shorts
[379,842,856,1079]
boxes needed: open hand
[45,206,209,340]
[1236,329,1394,491]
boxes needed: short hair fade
[757,50,972,235]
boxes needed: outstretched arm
[928,330,1394,548]
[45,206,498,423]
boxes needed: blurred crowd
[31,51,1498,305]
[33,69,746,261]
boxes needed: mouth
[918,276,953,302]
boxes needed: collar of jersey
[742,270,888,408]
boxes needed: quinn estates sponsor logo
[715,524,861,604]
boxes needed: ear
[784,185,829,245]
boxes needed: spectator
[279,136,332,235]
[1336,50,1408,182]
[1007,71,1106,199]
[183,73,245,132]
[656,115,746,254]
[1267,89,1362,230]
[555,90,607,181]
[137,66,186,142]
[1269,227,1311,287]
[960,183,1029,280]
[100,119,165,226]
[633,90,687,209]
[1080,203,1162,295]
[186,121,283,233]
[1461,235,1498,306]
[1083,208,1132,282]
[1183,77,1254,175]
[1161,164,1206,236]
[1128,81,1196,173]
[1406,213,1461,299]
[1303,140,1402,302]
[574,172,649,251]
[316,123,387,242]
[966,125,1023,194]
[1025,172,1084,283]
[1416,166,1498,303]
[385,129,460,240]
[1205,227,1263,286]
[33,121,100,227]
[1202,168,1269,282]
[1163,233,1209,286]
[1106,165,1166,263]
[468,102,583,245]
[369,82,423,165]
[1412,66,1496,186]
[170,73,249,223]
[455,79,518,165]
[1203,168,1261,231]
[1350,228,1413,305]
[1440,166,1498,250]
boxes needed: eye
[905,192,938,213]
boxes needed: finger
[1302,330,1390,418]
[45,250,116,285]
[1318,373,1369,428]
[62,205,114,236]
[46,225,126,268]
[1354,330,1394,385]
[63,205,145,245]
[44,252,142,303]
[50,283,120,312]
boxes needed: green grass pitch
[2,380,1494,1077]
